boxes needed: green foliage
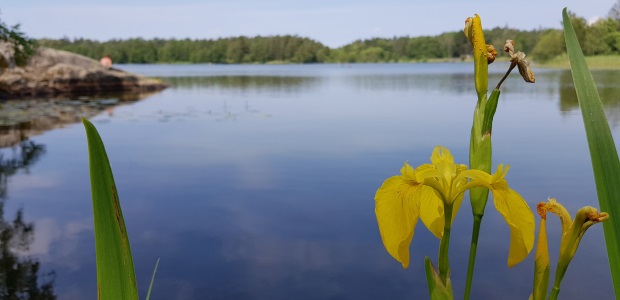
[407,36,445,60]
[38,35,329,64]
[605,32,620,52]
[30,10,620,65]
[484,27,544,55]
[563,7,620,297]
[0,17,37,67]
[82,118,138,300]
[531,30,566,61]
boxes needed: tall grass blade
[562,8,620,296]
[146,258,160,300]
[83,118,138,300]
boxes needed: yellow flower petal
[419,186,445,239]
[449,164,469,203]
[430,146,455,165]
[492,188,535,267]
[453,168,492,195]
[450,189,466,222]
[400,161,416,179]
[460,164,535,267]
[430,146,457,190]
[375,172,422,268]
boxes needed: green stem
[548,287,560,300]
[548,262,568,300]
[464,214,483,300]
[495,63,516,90]
[438,204,454,284]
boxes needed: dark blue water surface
[4,63,619,299]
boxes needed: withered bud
[511,51,536,83]
[537,202,547,219]
[501,39,536,83]
[586,209,609,223]
[486,44,498,64]
[504,39,515,54]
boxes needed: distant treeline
[37,13,620,64]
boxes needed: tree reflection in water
[559,70,620,127]
[0,140,56,299]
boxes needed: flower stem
[548,262,568,300]
[548,287,560,300]
[495,62,516,90]
[464,213,483,300]
[438,204,454,284]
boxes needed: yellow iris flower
[375,146,534,268]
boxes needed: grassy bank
[536,54,620,69]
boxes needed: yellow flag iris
[375,146,534,268]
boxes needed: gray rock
[0,43,167,99]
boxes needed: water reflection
[0,90,162,147]
[345,73,472,94]
[559,70,620,126]
[0,141,45,201]
[8,64,620,299]
[0,140,56,299]
[165,76,322,95]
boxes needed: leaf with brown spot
[83,118,138,300]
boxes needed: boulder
[0,43,167,99]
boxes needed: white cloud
[588,16,603,25]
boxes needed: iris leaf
[563,7,620,296]
[83,118,138,300]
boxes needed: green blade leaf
[146,258,160,300]
[83,118,138,300]
[563,7,620,295]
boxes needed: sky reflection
[2,64,618,299]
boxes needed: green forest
[35,11,620,64]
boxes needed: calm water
[3,63,619,299]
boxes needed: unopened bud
[487,44,497,64]
[464,17,474,46]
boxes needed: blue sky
[1,0,616,47]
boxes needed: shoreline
[112,55,620,70]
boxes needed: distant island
[37,12,620,65]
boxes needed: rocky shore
[0,92,158,148]
[0,43,167,99]
[0,43,168,147]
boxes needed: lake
[2,63,618,299]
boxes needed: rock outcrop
[0,43,167,99]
